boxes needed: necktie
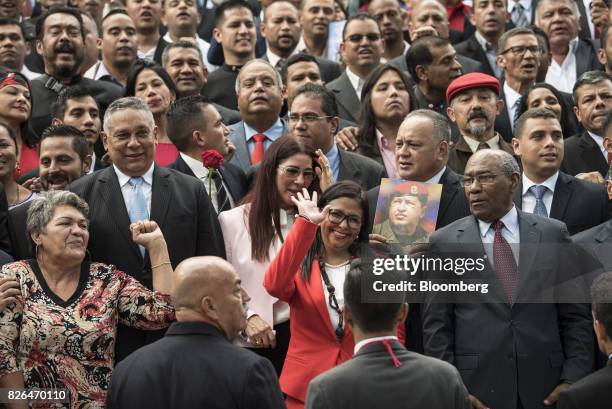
[492,220,518,303]
[512,0,528,27]
[512,97,522,131]
[477,142,490,151]
[251,133,267,165]
[128,177,149,257]
[275,58,287,72]
[210,169,231,213]
[529,185,548,217]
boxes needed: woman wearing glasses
[219,136,330,376]
[264,181,405,409]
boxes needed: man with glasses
[289,82,384,190]
[326,14,383,123]
[423,148,593,409]
[495,27,541,141]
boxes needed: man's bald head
[173,257,249,339]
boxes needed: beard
[469,123,489,140]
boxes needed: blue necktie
[128,177,149,257]
[530,185,548,217]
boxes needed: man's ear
[82,154,93,175]
[511,137,522,156]
[213,27,222,44]
[201,296,219,320]
[35,39,43,57]
[101,131,109,150]
[51,118,63,126]
[415,64,427,82]
[25,41,31,57]
[96,37,102,53]
[193,129,207,148]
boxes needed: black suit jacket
[557,360,612,409]
[68,165,225,361]
[562,131,608,177]
[338,149,385,191]
[496,83,515,143]
[447,134,516,175]
[326,72,360,123]
[573,219,612,271]
[575,38,603,78]
[513,171,611,235]
[423,211,593,409]
[167,154,248,207]
[454,34,497,77]
[306,340,470,409]
[107,321,286,409]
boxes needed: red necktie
[250,133,267,165]
[492,220,518,303]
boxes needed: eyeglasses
[327,208,362,229]
[344,33,381,43]
[288,113,333,123]
[500,45,542,56]
[278,165,316,180]
[461,173,500,187]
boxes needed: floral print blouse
[0,260,175,408]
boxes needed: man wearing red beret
[446,72,516,174]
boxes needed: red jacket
[263,217,405,402]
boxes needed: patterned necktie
[251,133,267,165]
[529,185,548,217]
[512,97,523,130]
[492,220,518,303]
[128,177,149,257]
[210,169,231,213]
[477,142,490,151]
[512,0,528,27]
[275,58,287,72]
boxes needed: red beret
[446,73,500,105]
[389,182,429,201]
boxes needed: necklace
[318,258,349,341]
[8,185,20,207]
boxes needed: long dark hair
[124,59,178,101]
[0,69,37,147]
[243,136,319,262]
[517,82,579,137]
[356,64,417,160]
[300,180,370,281]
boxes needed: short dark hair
[591,271,612,340]
[344,258,406,333]
[52,85,100,119]
[214,0,254,28]
[514,108,559,139]
[573,70,612,104]
[405,36,450,84]
[36,6,84,41]
[99,8,130,37]
[124,59,177,99]
[39,124,89,162]
[0,18,26,39]
[341,13,378,40]
[290,82,338,117]
[281,53,319,85]
[528,25,550,54]
[161,40,203,68]
[497,27,535,54]
[166,95,211,151]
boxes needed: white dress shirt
[478,205,520,267]
[163,33,217,73]
[354,335,399,355]
[521,171,558,215]
[137,46,157,61]
[588,131,608,159]
[114,163,154,216]
[20,65,39,81]
[464,134,501,152]
[545,37,579,94]
[507,0,533,24]
[87,151,96,175]
[504,81,522,128]
[345,67,364,100]
[180,152,235,213]
[266,47,296,68]
[425,166,447,184]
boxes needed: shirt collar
[180,152,210,179]
[424,166,447,184]
[508,0,532,12]
[568,37,579,54]
[475,31,494,53]
[94,62,113,81]
[345,67,364,96]
[503,81,522,107]
[114,162,155,187]
[266,47,296,68]
[522,171,559,196]
[463,134,500,152]
[478,205,519,238]
[588,131,606,154]
[244,118,284,141]
[326,143,340,164]
[354,335,399,355]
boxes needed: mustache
[55,43,75,53]
[46,171,69,184]
[468,110,488,121]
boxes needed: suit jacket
[106,321,286,409]
[326,72,361,123]
[496,83,515,143]
[167,154,248,207]
[557,359,612,409]
[68,165,225,361]
[227,119,288,173]
[8,201,33,261]
[306,339,470,409]
[447,134,516,175]
[573,219,612,271]
[513,171,611,235]
[575,38,603,78]
[338,149,385,191]
[454,34,497,77]
[262,53,342,84]
[422,211,593,409]
[562,131,609,177]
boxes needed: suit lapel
[579,131,607,174]
[98,167,142,259]
[230,122,252,170]
[331,73,360,122]
[513,179,523,210]
[438,168,459,222]
[515,212,541,301]
[574,40,591,78]
[219,165,239,203]
[550,172,572,220]
[150,166,172,230]
[496,86,513,142]
[337,150,359,182]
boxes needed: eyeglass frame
[327,208,363,229]
[277,165,316,180]
[499,45,542,56]
[343,33,382,44]
[287,113,334,123]
[461,173,503,188]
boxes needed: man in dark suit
[446,72,515,174]
[289,83,385,191]
[558,271,612,409]
[106,256,286,409]
[454,0,507,78]
[511,108,610,235]
[228,59,287,173]
[305,259,470,409]
[69,97,225,362]
[166,95,248,212]
[563,71,612,177]
[326,14,383,123]
[423,149,593,409]
[260,1,341,83]
[30,7,124,137]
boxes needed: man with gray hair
[423,149,593,409]
[69,97,225,362]
[228,59,286,171]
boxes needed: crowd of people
[0,0,612,408]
